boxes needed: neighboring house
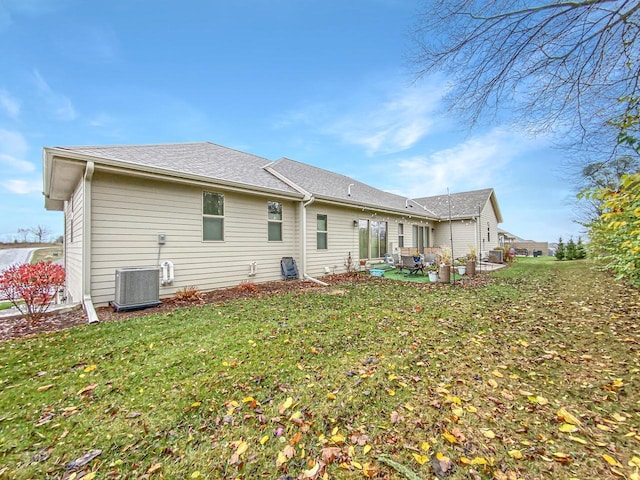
[498,228,519,246]
[499,229,549,256]
[43,142,504,320]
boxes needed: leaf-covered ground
[0,258,638,479]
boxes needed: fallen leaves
[508,450,523,460]
[557,407,583,426]
[76,383,97,396]
[228,440,249,465]
[3,260,640,479]
[278,396,293,414]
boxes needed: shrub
[0,262,65,323]
[581,172,640,285]
[237,281,260,293]
[174,285,203,303]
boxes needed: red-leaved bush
[0,262,66,323]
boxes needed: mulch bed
[0,272,493,343]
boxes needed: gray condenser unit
[112,267,162,311]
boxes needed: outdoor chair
[280,257,299,280]
[399,255,424,275]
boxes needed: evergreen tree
[566,237,578,260]
[556,237,565,260]
[576,237,587,260]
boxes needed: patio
[366,260,505,283]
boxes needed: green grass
[0,302,15,311]
[30,246,63,264]
[0,258,638,479]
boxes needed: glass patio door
[359,220,387,259]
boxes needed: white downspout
[82,162,99,323]
[301,195,328,286]
[262,163,327,286]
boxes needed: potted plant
[466,247,477,276]
[439,247,452,283]
[427,263,439,282]
[358,259,367,272]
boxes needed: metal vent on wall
[112,267,162,311]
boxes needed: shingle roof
[269,157,434,217]
[54,142,300,195]
[413,189,500,221]
[49,142,501,222]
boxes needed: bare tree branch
[410,0,640,149]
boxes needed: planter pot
[466,260,476,276]
[438,265,451,283]
[428,271,438,282]
[457,266,466,275]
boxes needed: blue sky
[0,0,583,243]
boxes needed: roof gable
[413,188,503,222]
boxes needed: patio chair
[399,255,424,275]
[280,257,299,280]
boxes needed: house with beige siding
[43,142,503,321]
[414,189,504,261]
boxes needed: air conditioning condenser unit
[112,267,162,312]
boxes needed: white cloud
[33,69,77,121]
[0,0,71,30]
[274,77,449,156]
[0,128,28,156]
[0,90,20,118]
[0,129,36,173]
[4,179,41,194]
[328,84,447,155]
[88,113,114,127]
[388,127,544,198]
[0,154,35,173]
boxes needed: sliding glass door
[412,225,429,254]
[359,220,388,259]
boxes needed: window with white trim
[203,191,224,241]
[398,223,404,248]
[268,201,282,241]
[317,214,328,249]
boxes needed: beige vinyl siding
[481,203,500,254]
[433,220,477,260]
[304,204,358,277]
[89,172,299,306]
[64,180,84,304]
[431,200,500,259]
[304,203,406,277]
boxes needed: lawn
[30,246,63,264]
[0,258,638,479]
[0,302,15,312]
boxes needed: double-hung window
[317,214,328,249]
[268,201,283,241]
[203,191,224,241]
[398,223,404,248]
